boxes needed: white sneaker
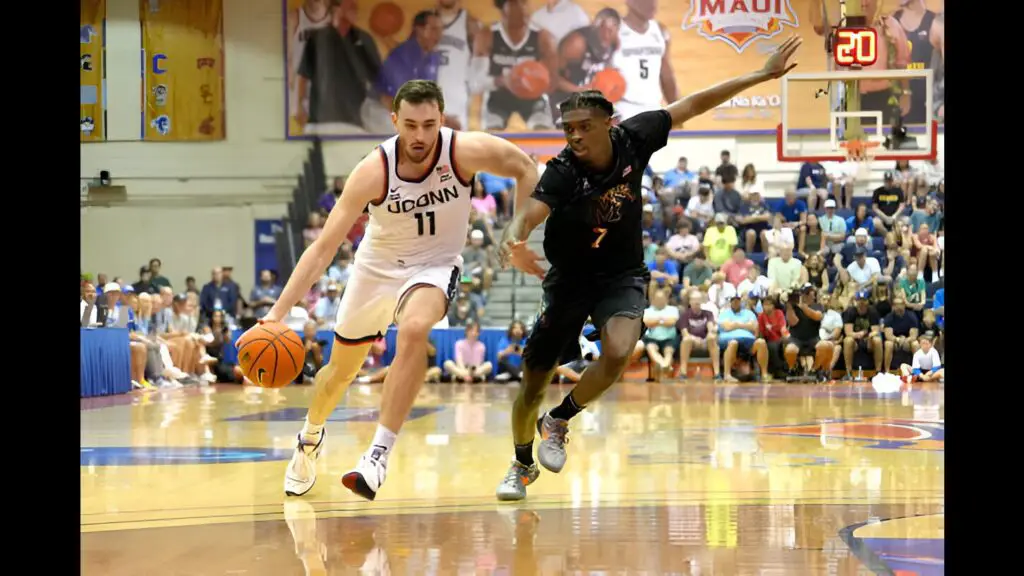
[199,372,217,384]
[284,428,326,497]
[341,446,388,501]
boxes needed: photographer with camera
[783,284,832,382]
[495,320,528,382]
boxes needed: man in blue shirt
[647,246,679,296]
[376,11,443,110]
[796,161,828,210]
[662,156,695,190]
[717,295,769,381]
[932,288,944,329]
[778,189,807,231]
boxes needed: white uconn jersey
[358,127,473,274]
[437,10,471,112]
[612,20,666,108]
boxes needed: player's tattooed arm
[664,35,801,127]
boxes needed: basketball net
[839,138,879,180]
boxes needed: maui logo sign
[683,0,799,54]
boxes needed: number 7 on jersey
[592,227,607,248]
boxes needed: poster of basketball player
[282,0,944,139]
[809,0,944,126]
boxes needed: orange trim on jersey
[449,130,474,188]
[370,147,389,206]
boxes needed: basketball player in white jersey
[287,0,330,119]
[246,80,539,501]
[612,0,678,121]
[436,0,481,130]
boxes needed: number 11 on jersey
[416,211,436,236]
[592,227,607,248]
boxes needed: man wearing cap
[717,294,770,382]
[702,213,738,268]
[102,282,125,327]
[819,199,847,255]
[871,171,906,235]
[837,227,875,269]
[462,229,495,295]
[847,246,881,291]
[842,291,883,378]
[641,204,666,242]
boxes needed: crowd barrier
[225,327,512,378]
[80,328,132,398]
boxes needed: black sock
[515,442,534,466]
[549,392,585,422]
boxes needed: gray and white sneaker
[536,413,570,473]
[284,428,326,496]
[495,460,540,501]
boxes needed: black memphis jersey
[533,109,672,283]
[488,24,542,81]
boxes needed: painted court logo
[683,0,799,53]
[759,417,944,451]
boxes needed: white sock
[370,425,397,455]
[302,417,324,438]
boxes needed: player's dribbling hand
[762,35,801,79]
[503,240,546,279]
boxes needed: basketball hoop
[839,138,880,180]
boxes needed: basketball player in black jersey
[472,0,558,130]
[492,37,802,501]
[548,8,621,124]
[894,0,944,123]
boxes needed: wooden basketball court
[81,381,944,575]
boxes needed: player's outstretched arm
[664,36,801,127]
[262,151,384,323]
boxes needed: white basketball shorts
[333,262,461,344]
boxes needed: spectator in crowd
[81,282,100,326]
[300,320,325,383]
[842,292,884,378]
[882,294,919,373]
[707,272,736,316]
[703,214,738,268]
[739,163,764,200]
[133,266,157,295]
[477,172,515,221]
[153,287,174,334]
[919,308,943,353]
[872,171,906,235]
[818,199,848,255]
[102,283,128,327]
[641,231,657,265]
[784,285,831,380]
[283,298,311,332]
[796,161,827,209]
[737,264,771,299]
[663,157,695,190]
[678,290,720,379]
[462,229,494,297]
[898,262,927,318]
[778,189,808,231]
[313,283,342,330]
[847,246,881,292]
[326,249,353,289]
[721,247,754,287]
[712,173,743,220]
[685,181,716,232]
[798,212,827,260]
[762,212,796,259]
[149,258,172,290]
[200,267,239,324]
[911,222,940,279]
[200,309,236,383]
[718,295,769,382]
[846,203,875,239]
[642,288,680,381]
[303,213,324,248]
[682,251,714,290]
[767,246,802,294]
[802,252,828,291]
[470,181,499,225]
[444,322,492,383]
[757,295,788,377]
[881,232,907,283]
[448,287,480,327]
[823,161,857,210]
[425,337,442,383]
[737,189,771,253]
[495,320,527,382]
[900,335,943,382]
[359,338,389,382]
[665,220,701,269]
[831,268,857,310]
[319,176,346,215]
[648,246,680,297]
[931,287,944,329]
[837,228,875,268]
[185,276,199,295]
[714,150,738,184]
[818,293,845,375]
[641,204,667,242]
[250,269,282,319]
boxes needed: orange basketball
[592,68,627,103]
[509,61,550,101]
[369,2,404,37]
[235,321,306,388]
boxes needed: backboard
[776,69,938,163]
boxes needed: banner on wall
[81,0,106,142]
[254,220,283,285]
[140,0,226,141]
[282,0,943,139]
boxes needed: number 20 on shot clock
[833,27,878,67]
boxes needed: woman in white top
[685,183,716,231]
[707,272,736,315]
[762,212,796,258]
[740,164,764,201]
[736,264,771,300]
